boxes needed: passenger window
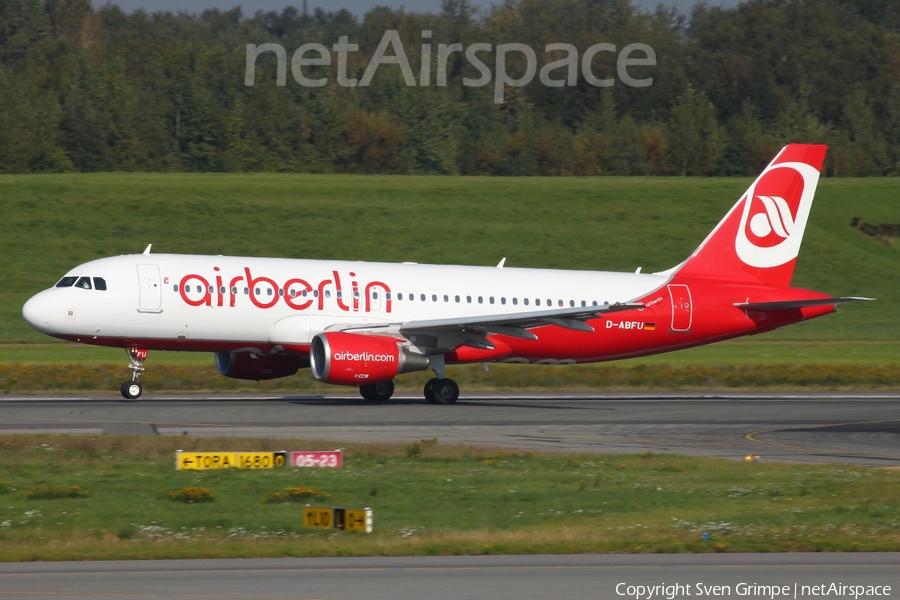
[219,286,226,294]
[290,289,296,297]
[444,295,449,302]
[455,295,460,303]
[208,286,214,294]
[581,300,586,307]
[196,285,202,293]
[432,294,437,302]
[420,294,426,301]
[478,296,483,304]
[501,297,506,305]
[244,287,249,295]
[524,298,529,306]
[558,300,563,307]
[373,292,378,299]
[513,298,518,305]
[337,291,342,298]
[278,289,283,296]
[93,278,107,291]
[75,277,92,290]
[302,290,308,297]
[570,300,575,307]
[489,297,495,304]
[409,294,414,302]
[324,290,330,298]
[535,299,541,306]
[313,290,319,298]
[386,293,391,300]
[56,276,78,288]
[592,300,598,306]
[173,284,178,292]
[255,288,260,295]
[398,293,403,300]
[466,296,472,303]
[232,287,238,295]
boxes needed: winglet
[497,257,506,268]
[143,244,152,255]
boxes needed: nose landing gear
[121,347,148,400]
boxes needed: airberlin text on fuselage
[178,268,392,313]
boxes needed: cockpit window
[74,277,92,290]
[56,276,78,288]
[93,277,107,291]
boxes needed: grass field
[1,174,897,346]
[1,435,899,561]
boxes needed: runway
[1,392,899,465]
[0,554,897,600]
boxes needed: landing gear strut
[121,347,148,400]
[423,354,459,404]
[360,380,394,402]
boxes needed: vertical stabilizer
[676,144,827,286]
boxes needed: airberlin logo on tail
[748,195,794,243]
[735,161,821,269]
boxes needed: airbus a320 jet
[23,144,870,403]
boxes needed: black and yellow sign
[176,451,287,470]
[339,508,372,532]
[305,507,372,533]
[238,452,286,469]
[303,507,334,529]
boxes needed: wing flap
[734,297,875,311]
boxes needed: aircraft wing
[332,302,644,350]
[734,297,875,311]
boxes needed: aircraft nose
[22,291,55,333]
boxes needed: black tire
[431,378,459,405]
[423,378,439,404]
[121,381,142,400]
[360,381,394,402]
[372,380,394,402]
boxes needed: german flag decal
[644,323,657,331]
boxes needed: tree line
[1,0,899,176]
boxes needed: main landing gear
[359,380,394,402]
[423,354,459,404]
[121,347,148,400]
[424,378,459,404]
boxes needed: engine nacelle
[215,352,308,381]
[310,332,430,386]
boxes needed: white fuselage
[23,254,668,351]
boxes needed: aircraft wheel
[423,378,439,404]
[121,381,143,400]
[431,378,459,405]
[360,381,394,402]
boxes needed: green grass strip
[0,435,899,561]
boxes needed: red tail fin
[676,144,827,286]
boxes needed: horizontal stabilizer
[734,297,875,311]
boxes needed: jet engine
[310,332,430,386]
[215,352,309,380]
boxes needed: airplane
[22,144,871,403]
